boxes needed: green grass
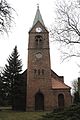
[0,110,46,120]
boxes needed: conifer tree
[0,74,3,106]
[73,91,80,104]
[2,46,23,109]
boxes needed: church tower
[26,5,72,111]
[27,6,53,111]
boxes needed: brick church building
[20,6,72,111]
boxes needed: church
[21,6,72,111]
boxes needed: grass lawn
[0,110,47,120]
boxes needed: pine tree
[2,46,23,109]
[0,74,3,106]
[73,91,80,104]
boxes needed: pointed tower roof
[32,4,45,27]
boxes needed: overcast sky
[0,0,80,87]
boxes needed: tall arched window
[38,69,40,75]
[35,91,44,111]
[34,69,37,74]
[58,94,64,109]
[42,69,44,75]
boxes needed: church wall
[52,89,72,109]
[26,89,54,111]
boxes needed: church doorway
[58,94,64,109]
[35,92,44,111]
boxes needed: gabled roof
[21,69,71,90]
[52,78,71,90]
[51,70,64,82]
[32,5,45,27]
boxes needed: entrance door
[58,94,64,109]
[35,92,44,111]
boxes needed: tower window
[42,69,44,75]
[35,35,43,48]
[34,69,37,74]
[38,69,40,75]
[34,69,45,78]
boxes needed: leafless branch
[71,80,78,93]
[61,53,80,62]
[50,0,80,60]
[0,0,16,34]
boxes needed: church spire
[32,4,45,27]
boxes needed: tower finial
[37,3,39,10]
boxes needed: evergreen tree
[2,46,23,109]
[0,74,3,106]
[73,91,80,104]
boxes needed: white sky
[0,0,80,87]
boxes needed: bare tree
[51,0,80,61]
[72,80,78,94]
[0,0,15,34]
[71,79,80,103]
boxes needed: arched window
[35,35,43,48]
[58,94,64,109]
[35,91,44,111]
[34,69,37,74]
[42,69,44,75]
[38,69,40,75]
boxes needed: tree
[51,0,80,61]
[40,104,80,120]
[72,80,80,104]
[78,78,80,96]
[0,73,3,106]
[0,0,15,34]
[0,73,8,106]
[72,80,78,93]
[2,46,22,109]
[73,91,80,104]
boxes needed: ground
[0,108,47,120]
